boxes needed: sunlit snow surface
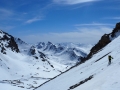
[0,42,68,89]
[36,36,120,90]
[0,47,72,89]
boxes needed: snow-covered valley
[0,30,91,90]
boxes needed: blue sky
[0,0,120,44]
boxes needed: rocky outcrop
[7,36,20,53]
[111,22,120,37]
[0,30,19,54]
[87,34,110,59]
[29,46,36,55]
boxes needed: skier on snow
[108,55,113,65]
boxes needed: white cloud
[25,17,43,24]
[75,22,114,26]
[0,8,13,19]
[21,26,112,44]
[0,8,13,15]
[53,0,98,5]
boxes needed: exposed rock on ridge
[80,22,120,63]
[0,30,19,53]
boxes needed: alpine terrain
[35,22,120,90]
[0,30,91,90]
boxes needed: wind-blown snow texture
[0,30,91,90]
[35,32,120,90]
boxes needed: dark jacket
[108,55,113,60]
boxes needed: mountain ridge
[80,22,120,63]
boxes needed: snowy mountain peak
[36,42,45,49]
[47,41,53,45]
[43,42,57,51]
[15,38,28,45]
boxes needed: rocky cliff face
[0,30,19,54]
[80,22,120,63]
[86,34,111,59]
[111,22,120,37]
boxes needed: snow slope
[0,46,67,89]
[35,35,120,90]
